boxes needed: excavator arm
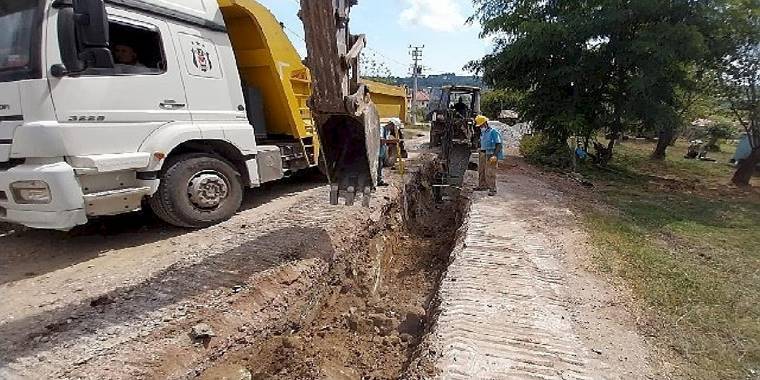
[300,0,381,207]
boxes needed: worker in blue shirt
[475,115,503,196]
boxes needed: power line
[282,23,305,43]
[278,2,448,78]
[283,0,410,71]
[365,46,408,69]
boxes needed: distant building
[409,90,430,110]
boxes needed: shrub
[704,122,737,152]
[481,89,524,119]
[519,133,573,169]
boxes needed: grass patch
[579,140,760,379]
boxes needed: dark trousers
[378,156,385,183]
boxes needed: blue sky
[256,0,491,76]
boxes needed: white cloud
[399,0,467,32]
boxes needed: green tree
[480,89,523,119]
[468,0,607,145]
[715,0,760,186]
[721,43,759,185]
[469,0,723,162]
[704,121,738,151]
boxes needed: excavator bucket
[316,105,380,207]
[300,0,381,207]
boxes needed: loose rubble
[490,121,533,150]
[190,324,216,340]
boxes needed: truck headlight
[10,181,52,204]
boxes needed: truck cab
[0,0,318,230]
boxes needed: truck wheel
[150,153,244,228]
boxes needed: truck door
[47,7,190,154]
[168,23,248,127]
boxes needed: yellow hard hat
[475,115,489,127]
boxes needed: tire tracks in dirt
[407,161,663,380]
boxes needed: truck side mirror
[73,0,114,68]
[53,0,84,76]
[51,0,112,78]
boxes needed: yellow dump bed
[217,0,409,171]
[217,0,313,141]
[362,79,409,123]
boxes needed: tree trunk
[651,128,675,160]
[732,146,760,187]
[706,136,720,151]
[607,137,616,153]
[669,133,679,146]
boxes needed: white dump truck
[0,0,382,230]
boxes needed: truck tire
[149,153,244,228]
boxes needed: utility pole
[409,45,424,125]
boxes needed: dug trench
[192,162,469,379]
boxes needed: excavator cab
[428,86,482,147]
[300,0,381,207]
[427,86,482,202]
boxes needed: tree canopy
[469,0,729,160]
[481,89,523,119]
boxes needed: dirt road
[1,139,664,379]
[407,158,665,379]
[0,133,436,379]
[0,170,330,378]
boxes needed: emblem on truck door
[0,104,9,111]
[190,42,213,73]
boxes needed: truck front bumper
[0,161,87,230]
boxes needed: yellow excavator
[220,0,394,206]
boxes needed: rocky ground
[0,138,439,379]
[195,160,467,379]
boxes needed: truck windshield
[0,1,40,82]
